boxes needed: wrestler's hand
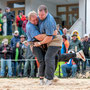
[34,42,41,47]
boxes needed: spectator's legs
[89,60,90,66]
[13,61,18,76]
[7,21,12,35]
[1,58,5,77]
[18,61,22,76]
[71,65,77,77]
[7,59,12,77]
[18,27,23,36]
[24,60,30,77]
[45,46,60,80]
[77,59,80,73]
[61,64,71,77]
[82,60,86,73]
[30,61,35,77]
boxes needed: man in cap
[69,34,83,52]
[3,7,15,35]
[0,39,12,77]
[83,34,90,69]
[69,34,84,72]
[20,35,26,47]
[17,35,26,76]
[10,30,20,47]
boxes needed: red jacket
[16,15,26,27]
[22,20,28,32]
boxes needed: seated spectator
[0,39,12,77]
[23,41,35,77]
[12,42,23,77]
[10,30,20,47]
[61,51,77,78]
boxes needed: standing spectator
[63,28,70,42]
[22,16,28,36]
[88,34,90,42]
[56,24,63,35]
[20,35,26,47]
[12,42,23,76]
[0,8,3,35]
[0,39,12,77]
[3,7,14,35]
[16,11,26,35]
[61,35,69,54]
[18,35,26,76]
[81,37,85,42]
[10,30,20,48]
[83,34,90,69]
[23,41,35,77]
[72,30,80,40]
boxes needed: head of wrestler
[38,5,48,20]
[28,11,38,25]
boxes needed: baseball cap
[84,34,88,37]
[3,39,8,44]
[14,30,19,34]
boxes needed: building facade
[0,0,89,36]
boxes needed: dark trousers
[7,21,12,35]
[33,46,60,80]
[59,53,76,61]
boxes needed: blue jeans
[24,60,35,77]
[33,46,60,80]
[7,21,12,35]
[18,61,25,76]
[12,61,18,76]
[61,64,77,77]
[1,58,12,77]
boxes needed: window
[7,1,25,8]
[57,4,79,29]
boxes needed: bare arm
[34,34,46,41]
[40,36,53,45]
[34,30,57,41]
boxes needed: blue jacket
[10,36,20,47]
